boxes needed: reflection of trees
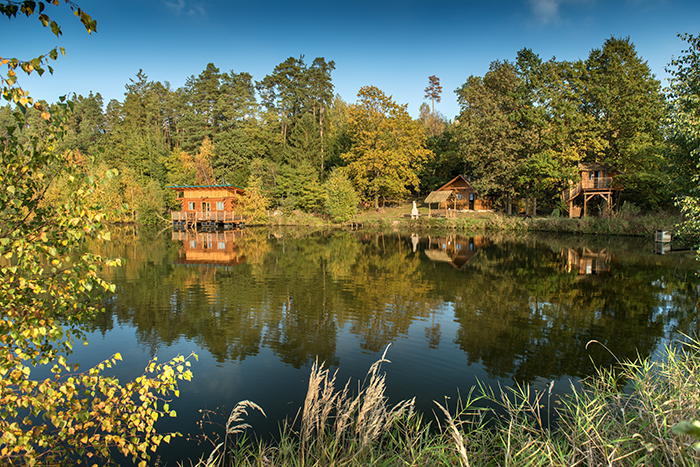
[451,238,692,383]
[346,234,435,352]
[89,229,438,369]
[90,228,700,381]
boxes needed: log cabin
[561,163,622,218]
[424,175,494,217]
[168,184,246,230]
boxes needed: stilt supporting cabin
[168,184,246,230]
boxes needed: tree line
[1,35,698,223]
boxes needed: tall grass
[196,338,700,466]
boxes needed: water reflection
[92,229,700,384]
[81,228,700,463]
[172,230,247,267]
[423,234,488,269]
[562,247,611,275]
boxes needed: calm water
[74,227,699,463]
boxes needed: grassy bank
[253,204,680,238]
[352,205,679,237]
[197,338,700,467]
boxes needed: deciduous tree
[0,3,194,464]
[666,33,700,252]
[342,86,432,208]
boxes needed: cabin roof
[436,175,478,194]
[167,184,245,191]
[425,190,454,204]
[578,163,609,172]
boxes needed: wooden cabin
[561,163,621,218]
[168,184,246,230]
[424,175,493,217]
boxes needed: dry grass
[195,337,700,467]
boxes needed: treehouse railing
[561,177,614,203]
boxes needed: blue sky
[3,0,699,119]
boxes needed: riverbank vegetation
[201,339,700,467]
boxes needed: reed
[195,337,700,466]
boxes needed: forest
[2,33,699,224]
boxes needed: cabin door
[202,202,211,212]
[589,171,601,188]
[469,193,475,210]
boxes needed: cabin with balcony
[168,184,246,230]
[424,175,494,217]
[561,163,621,218]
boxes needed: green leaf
[50,20,60,37]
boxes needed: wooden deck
[561,177,617,218]
[561,177,614,203]
[171,211,245,230]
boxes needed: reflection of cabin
[168,184,246,230]
[424,235,488,269]
[561,164,621,218]
[562,247,611,275]
[424,175,494,217]
[172,230,247,266]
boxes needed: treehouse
[424,175,494,217]
[561,163,622,218]
[168,184,246,230]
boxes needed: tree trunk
[319,106,324,173]
[506,195,512,215]
[533,198,537,216]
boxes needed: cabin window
[216,201,225,210]
[188,201,195,210]
[218,242,225,250]
[469,193,475,201]
[457,194,462,200]
[190,240,196,248]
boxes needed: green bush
[324,168,359,223]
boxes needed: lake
[73,227,699,464]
